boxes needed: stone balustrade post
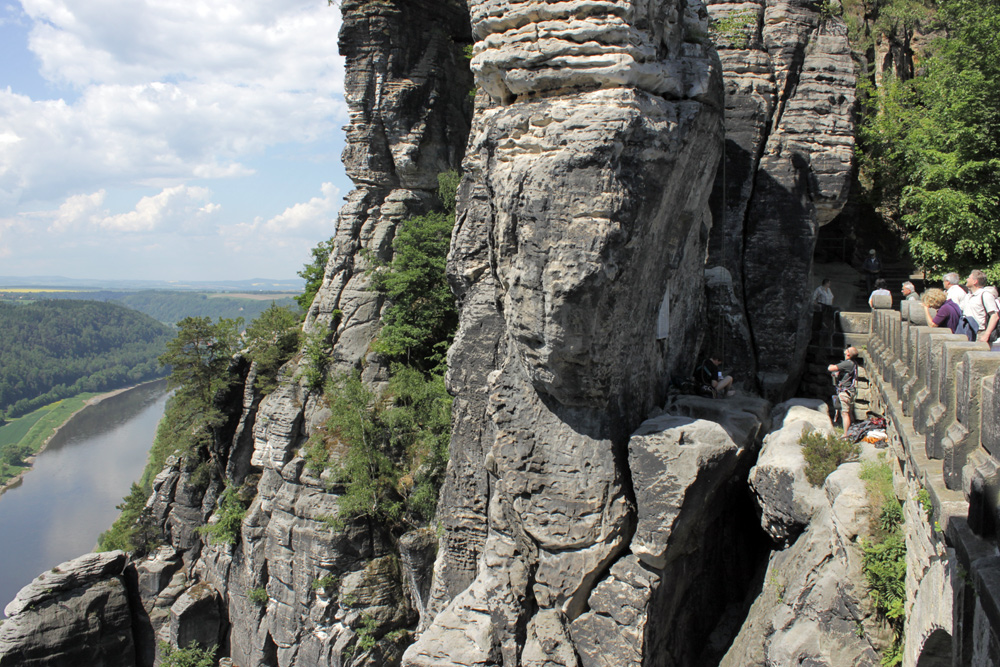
[925,340,985,460]
[907,328,952,428]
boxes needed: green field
[0,393,98,487]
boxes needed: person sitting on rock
[695,355,733,398]
[901,281,920,302]
[868,278,891,309]
[921,287,961,333]
[828,347,859,431]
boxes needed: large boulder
[749,398,833,544]
[570,395,771,667]
[0,552,136,667]
[721,461,883,667]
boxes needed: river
[0,380,168,617]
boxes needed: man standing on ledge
[964,270,999,345]
[828,347,859,431]
[863,249,882,295]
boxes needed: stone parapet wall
[864,304,1000,665]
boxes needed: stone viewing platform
[857,299,1000,665]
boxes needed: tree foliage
[297,237,334,312]
[370,171,459,373]
[158,642,217,667]
[308,365,452,529]
[0,301,172,417]
[6,289,300,326]
[858,459,906,665]
[859,0,1000,282]
[157,316,241,461]
[197,484,251,546]
[98,482,161,555]
[243,303,301,393]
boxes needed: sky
[0,0,352,282]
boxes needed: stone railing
[864,301,1000,666]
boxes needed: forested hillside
[0,301,172,419]
[1,290,298,325]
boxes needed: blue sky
[0,0,352,281]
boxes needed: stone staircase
[797,310,874,424]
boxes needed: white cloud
[220,182,340,261]
[1,0,346,211]
[98,185,218,232]
[49,189,106,232]
[262,182,340,233]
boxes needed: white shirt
[812,285,834,307]
[946,284,967,306]
[868,288,891,308]
[963,287,1000,329]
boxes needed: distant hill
[0,275,304,292]
[0,289,300,326]
[0,300,173,419]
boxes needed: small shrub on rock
[800,427,860,486]
[159,641,217,667]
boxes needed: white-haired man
[943,272,967,306]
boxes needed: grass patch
[859,457,906,666]
[0,393,99,486]
[800,427,861,486]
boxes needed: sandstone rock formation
[721,458,885,666]
[116,2,476,666]
[748,398,832,544]
[0,2,879,666]
[304,0,474,384]
[405,2,732,661]
[0,552,138,667]
[704,0,856,398]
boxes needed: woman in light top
[868,278,891,309]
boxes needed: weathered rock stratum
[405,1,732,664]
[704,0,856,399]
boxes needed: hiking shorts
[838,391,854,411]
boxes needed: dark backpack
[835,361,858,397]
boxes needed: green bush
[369,170,459,374]
[98,482,161,555]
[309,365,452,529]
[800,428,861,486]
[300,330,330,393]
[297,237,334,312]
[198,485,249,546]
[159,642,217,667]
[356,613,379,652]
[244,303,301,394]
[248,587,268,606]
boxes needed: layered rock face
[722,399,889,666]
[0,552,140,667]
[704,0,856,398]
[36,3,477,667]
[407,1,728,664]
[187,2,476,665]
[305,0,474,385]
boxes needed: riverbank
[0,379,168,496]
